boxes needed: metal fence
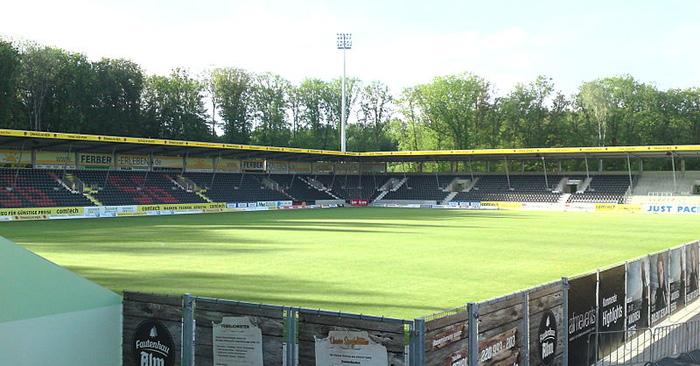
[588,321,700,366]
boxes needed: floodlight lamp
[336,33,352,49]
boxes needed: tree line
[2,38,700,156]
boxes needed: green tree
[411,73,494,150]
[351,80,396,151]
[0,39,21,127]
[17,43,65,131]
[500,76,555,148]
[250,73,291,146]
[141,68,210,141]
[90,58,144,136]
[212,67,253,143]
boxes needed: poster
[626,257,649,331]
[478,327,519,366]
[649,252,670,325]
[567,273,598,366]
[314,330,388,366]
[213,316,264,366]
[597,265,625,359]
[686,242,699,304]
[669,247,685,313]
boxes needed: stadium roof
[2,129,700,163]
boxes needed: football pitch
[2,207,699,318]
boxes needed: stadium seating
[74,170,206,206]
[0,168,645,208]
[182,172,291,203]
[453,175,562,203]
[566,175,633,204]
[0,168,94,208]
[380,175,453,202]
[312,174,384,200]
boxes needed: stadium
[2,128,700,366]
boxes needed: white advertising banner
[213,316,264,366]
[314,331,388,366]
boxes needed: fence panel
[476,293,526,366]
[193,298,285,366]
[297,311,408,366]
[123,291,183,366]
[423,308,469,366]
[528,281,564,366]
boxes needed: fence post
[182,293,195,366]
[468,302,479,366]
[562,278,569,366]
[285,308,297,366]
[413,318,425,366]
[523,291,530,366]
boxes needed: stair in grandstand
[83,192,103,206]
[195,191,214,203]
[557,193,571,204]
[462,177,480,192]
[173,175,198,192]
[298,176,342,200]
[394,177,409,191]
[441,192,459,205]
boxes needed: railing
[588,321,700,366]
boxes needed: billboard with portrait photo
[669,247,685,313]
[649,251,670,325]
[626,257,649,331]
[686,242,699,304]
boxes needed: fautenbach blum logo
[132,320,175,366]
[538,310,557,366]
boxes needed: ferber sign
[315,331,388,366]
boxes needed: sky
[2,0,700,96]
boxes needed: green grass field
[1,207,698,318]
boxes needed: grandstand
[0,129,700,211]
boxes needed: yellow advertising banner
[289,162,311,173]
[0,150,31,165]
[481,201,523,210]
[186,157,214,170]
[0,206,84,217]
[313,162,333,174]
[36,151,74,165]
[152,155,182,168]
[137,202,227,212]
[266,160,289,174]
[216,158,241,172]
[117,155,150,168]
[334,162,359,174]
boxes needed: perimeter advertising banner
[78,153,113,167]
[266,161,288,174]
[36,151,75,168]
[334,162,360,175]
[117,154,150,169]
[568,273,597,366]
[242,159,265,171]
[626,257,650,331]
[153,155,182,169]
[216,158,241,172]
[0,150,31,165]
[185,157,213,172]
[649,251,670,325]
[597,265,625,359]
[313,162,333,174]
[288,161,311,174]
[670,247,685,313]
[687,242,699,303]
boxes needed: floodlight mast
[337,33,352,152]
